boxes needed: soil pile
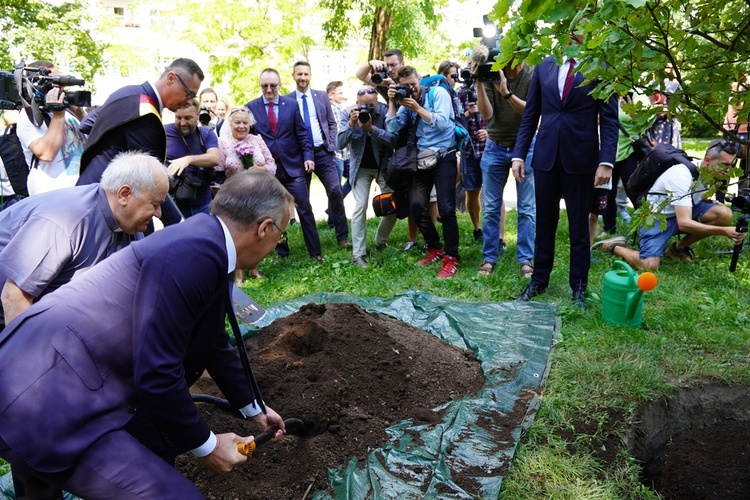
[177,302,485,499]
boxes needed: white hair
[100,151,168,197]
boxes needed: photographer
[166,99,219,218]
[338,85,398,267]
[356,49,405,102]
[472,51,536,279]
[386,66,461,279]
[16,60,86,195]
[594,140,746,269]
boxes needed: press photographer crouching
[166,99,219,218]
[594,140,746,269]
[337,86,398,268]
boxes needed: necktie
[562,58,576,104]
[268,102,277,135]
[301,94,314,145]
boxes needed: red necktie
[268,102,278,135]
[562,58,576,104]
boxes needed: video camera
[469,15,502,83]
[0,61,90,114]
[356,104,373,124]
[393,84,413,102]
[726,189,750,214]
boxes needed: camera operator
[199,87,219,129]
[455,60,488,246]
[386,66,461,279]
[472,50,537,279]
[16,60,86,195]
[166,98,220,218]
[356,49,405,102]
[338,85,398,268]
[594,140,746,269]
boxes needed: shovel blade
[231,286,266,325]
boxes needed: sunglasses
[713,139,741,156]
[229,107,250,116]
[261,83,279,90]
[357,88,377,96]
[174,73,196,100]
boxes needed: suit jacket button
[127,404,137,413]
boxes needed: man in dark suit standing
[77,58,204,226]
[246,68,324,261]
[0,170,289,498]
[287,61,350,248]
[511,50,619,308]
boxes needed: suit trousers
[2,431,203,499]
[276,171,321,257]
[306,150,349,242]
[410,151,459,258]
[351,167,397,257]
[532,157,595,292]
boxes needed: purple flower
[234,140,255,169]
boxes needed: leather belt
[313,145,327,152]
[497,140,515,148]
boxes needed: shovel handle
[237,441,257,457]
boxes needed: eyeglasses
[357,88,377,96]
[173,72,196,100]
[261,83,279,90]
[271,220,288,245]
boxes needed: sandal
[520,263,534,279]
[477,261,495,276]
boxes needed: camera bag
[0,124,31,197]
[372,192,397,217]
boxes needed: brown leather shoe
[338,240,352,249]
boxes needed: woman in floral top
[218,107,277,283]
[218,107,276,177]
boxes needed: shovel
[231,286,266,325]
[237,418,308,457]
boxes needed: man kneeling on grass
[593,140,746,270]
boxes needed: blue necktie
[301,94,314,145]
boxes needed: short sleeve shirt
[0,184,135,324]
[647,161,704,217]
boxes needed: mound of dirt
[177,302,485,499]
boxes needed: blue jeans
[480,138,536,264]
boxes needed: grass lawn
[241,161,750,498]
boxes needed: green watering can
[602,261,658,328]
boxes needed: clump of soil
[177,302,485,499]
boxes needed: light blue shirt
[385,86,455,152]
[294,90,325,147]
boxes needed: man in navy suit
[511,51,619,308]
[77,58,204,226]
[246,68,324,261]
[288,61,350,248]
[0,170,290,498]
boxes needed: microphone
[470,45,490,65]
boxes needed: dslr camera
[356,104,374,124]
[726,189,750,214]
[199,106,211,126]
[458,68,476,85]
[370,69,389,85]
[393,84,413,102]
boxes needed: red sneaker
[436,254,459,279]
[418,247,445,266]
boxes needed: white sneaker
[403,241,417,251]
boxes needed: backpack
[0,123,31,197]
[420,75,470,152]
[626,143,697,208]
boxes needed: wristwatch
[503,90,514,100]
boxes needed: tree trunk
[368,7,393,61]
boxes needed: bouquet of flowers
[234,141,255,169]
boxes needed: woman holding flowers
[218,107,277,283]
